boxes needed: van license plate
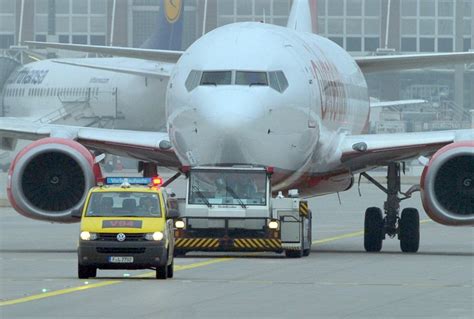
[108,256,134,263]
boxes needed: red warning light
[152,176,163,187]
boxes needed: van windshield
[85,192,161,217]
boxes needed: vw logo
[116,233,126,242]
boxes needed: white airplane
[0,5,185,171]
[1,0,473,253]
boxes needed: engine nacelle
[420,141,474,226]
[7,138,101,223]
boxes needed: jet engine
[7,138,101,223]
[420,141,474,226]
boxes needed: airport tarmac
[0,179,473,318]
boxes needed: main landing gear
[361,163,420,253]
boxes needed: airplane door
[89,87,118,118]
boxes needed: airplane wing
[355,52,474,73]
[25,41,184,63]
[339,129,474,173]
[51,60,172,78]
[0,118,180,167]
[28,42,474,74]
[370,99,426,108]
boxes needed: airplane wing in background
[26,42,474,74]
[25,41,184,63]
[369,99,426,108]
[340,129,474,173]
[355,52,474,73]
[51,60,173,78]
[0,118,180,167]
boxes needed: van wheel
[167,260,174,278]
[156,264,168,279]
[78,264,96,279]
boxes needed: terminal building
[1,0,473,131]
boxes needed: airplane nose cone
[199,89,265,131]
[170,88,267,166]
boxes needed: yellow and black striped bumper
[233,238,281,250]
[175,238,219,249]
[174,237,282,251]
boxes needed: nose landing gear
[361,163,420,253]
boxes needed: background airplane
[0,0,473,253]
[0,4,187,171]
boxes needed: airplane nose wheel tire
[364,207,384,252]
[399,208,420,253]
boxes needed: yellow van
[73,177,177,280]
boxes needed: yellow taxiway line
[1,219,433,307]
[0,258,231,307]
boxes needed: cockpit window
[185,70,201,91]
[235,71,268,86]
[269,71,289,93]
[200,71,232,85]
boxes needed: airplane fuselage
[166,22,370,195]
[2,58,168,131]
[2,23,371,196]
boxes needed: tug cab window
[236,71,268,86]
[200,71,232,86]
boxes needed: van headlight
[145,232,164,241]
[268,220,279,230]
[80,231,97,241]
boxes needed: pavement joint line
[0,258,231,307]
[0,220,434,307]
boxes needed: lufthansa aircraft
[1,0,473,253]
[0,5,184,171]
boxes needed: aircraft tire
[399,208,420,253]
[364,207,384,252]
